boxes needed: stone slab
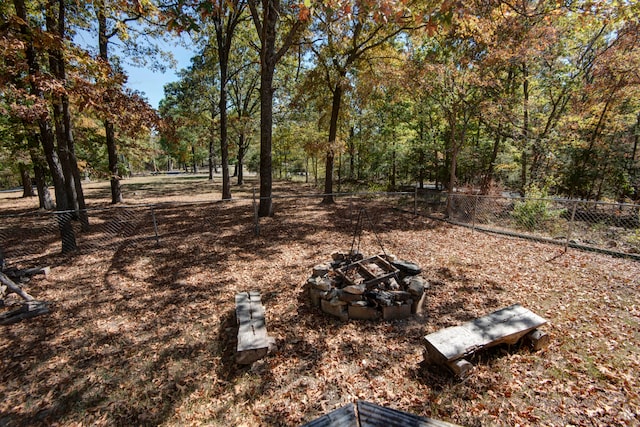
[321,298,348,321]
[382,304,412,320]
[235,291,273,364]
[423,303,547,364]
[348,304,380,321]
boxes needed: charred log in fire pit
[307,251,427,321]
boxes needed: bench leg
[525,329,550,351]
[236,336,276,365]
[448,358,473,378]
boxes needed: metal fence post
[151,206,159,244]
[472,194,478,232]
[253,187,260,237]
[349,192,354,222]
[565,201,578,253]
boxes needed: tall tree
[92,0,162,203]
[159,76,214,173]
[307,2,415,203]
[247,0,308,216]
[203,0,248,199]
[95,0,121,203]
[228,55,260,185]
[159,47,220,178]
[46,0,89,229]
[11,0,77,252]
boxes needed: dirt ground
[1,175,639,426]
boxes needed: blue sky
[74,29,196,110]
[124,43,195,109]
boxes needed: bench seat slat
[424,304,547,363]
[236,291,272,354]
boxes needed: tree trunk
[65,102,89,229]
[249,0,303,216]
[348,126,355,181]
[14,0,76,253]
[390,139,397,191]
[322,84,343,204]
[209,106,216,181]
[47,4,78,214]
[19,164,34,197]
[105,121,123,203]
[631,112,639,170]
[417,119,426,189]
[418,148,425,189]
[481,127,503,194]
[445,130,459,217]
[521,61,530,195]
[314,156,318,185]
[445,109,468,218]
[237,134,246,185]
[192,145,197,173]
[47,0,88,229]
[215,2,244,200]
[97,2,122,205]
[219,52,232,200]
[28,134,54,210]
[305,156,309,184]
[257,14,277,217]
[33,162,54,210]
[337,153,341,192]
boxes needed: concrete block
[312,264,331,277]
[348,304,380,320]
[309,288,322,307]
[382,303,412,320]
[321,298,348,321]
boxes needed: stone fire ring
[306,251,427,321]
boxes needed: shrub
[627,230,640,252]
[511,185,561,231]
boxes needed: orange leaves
[298,4,311,21]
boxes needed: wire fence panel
[255,192,417,256]
[1,191,639,266]
[443,193,640,259]
[0,206,153,264]
[0,211,63,264]
[0,201,251,266]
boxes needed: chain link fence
[2,190,639,266]
[430,192,640,260]
[0,200,254,266]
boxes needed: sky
[123,42,196,109]
[74,29,196,110]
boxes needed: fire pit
[307,251,427,321]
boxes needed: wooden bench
[423,304,549,378]
[235,291,275,365]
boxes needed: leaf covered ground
[1,176,639,426]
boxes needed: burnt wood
[0,300,49,326]
[0,272,34,301]
[4,266,50,281]
[336,255,399,288]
